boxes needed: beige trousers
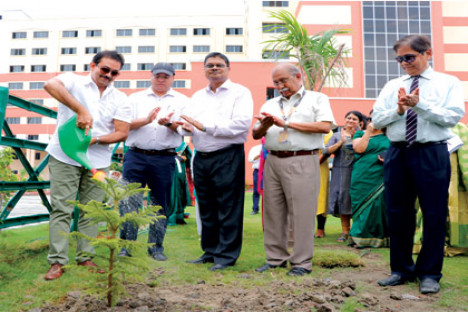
[263,153,320,270]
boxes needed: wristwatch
[284,120,290,129]
[164,122,173,127]
[95,136,101,145]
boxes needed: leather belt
[130,147,176,156]
[270,149,318,158]
[197,144,242,159]
[391,141,447,148]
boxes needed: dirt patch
[36,249,456,312]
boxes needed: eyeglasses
[205,64,226,69]
[97,65,120,76]
[273,78,289,86]
[395,54,419,64]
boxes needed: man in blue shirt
[373,35,465,294]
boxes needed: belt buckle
[292,151,297,156]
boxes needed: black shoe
[151,252,167,261]
[250,211,258,215]
[286,267,311,276]
[118,248,131,257]
[420,278,440,294]
[255,263,286,273]
[209,264,228,271]
[378,274,413,286]
[186,257,213,264]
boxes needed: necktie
[405,76,419,145]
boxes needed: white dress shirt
[260,87,336,151]
[248,144,262,170]
[125,88,187,150]
[184,79,253,152]
[372,67,465,143]
[46,73,132,168]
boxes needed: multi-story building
[1,1,467,181]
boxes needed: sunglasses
[395,54,419,64]
[97,65,120,76]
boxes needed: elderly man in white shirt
[181,52,253,271]
[118,63,188,261]
[43,50,131,280]
[252,63,335,276]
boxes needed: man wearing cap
[43,50,131,280]
[118,62,188,261]
[252,63,335,276]
[181,52,253,271]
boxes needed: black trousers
[384,142,450,281]
[193,144,245,266]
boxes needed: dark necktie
[405,76,420,145]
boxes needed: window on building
[11,49,26,56]
[27,117,42,124]
[12,32,27,39]
[114,81,130,88]
[193,45,210,53]
[362,1,432,98]
[226,45,243,53]
[194,28,210,35]
[138,46,155,53]
[8,82,23,90]
[262,1,289,7]
[226,28,243,35]
[139,28,156,36]
[170,45,186,53]
[172,80,186,88]
[170,28,187,36]
[10,65,25,73]
[83,64,90,71]
[262,50,290,59]
[30,82,45,90]
[121,64,131,71]
[6,117,21,124]
[137,81,151,88]
[60,64,76,72]
[62,30,78,38]
[31,65,46,72]
[27,135,39,141]
[86,30,102,37]
[85,47,101,54]
[61,47,77,55]
[33,31,49,38]
[262,23,288,33]
[116,29,133,36]
[32,48,47,55]
[137,63,153,70]
[35,152,41,160]
[116,46,132,53]
[170,63,186,70]
[29,99,44,105]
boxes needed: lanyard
[278,90,306,121]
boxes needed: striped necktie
[405,76,420,145]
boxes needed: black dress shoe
[420,278,440,294]
[209,264,228,271]
[151,252,167,261]
[255,263,286,273]
[186,257,213,264]
[378,274,412,286]
[286,267,311,276]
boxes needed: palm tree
[263,10,350,92]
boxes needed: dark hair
[204,52,230,67]
[92,50,125,69]
[393,35,431,54]
[345,110,364,122]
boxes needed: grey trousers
[263,154,320,271]
[47,156,108,265]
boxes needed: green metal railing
[0,86,56,229]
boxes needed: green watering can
[58,115,106,180]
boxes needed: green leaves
[262,9,351,91]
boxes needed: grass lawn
[0,192,467,311]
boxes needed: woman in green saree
[349,116,390,248]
